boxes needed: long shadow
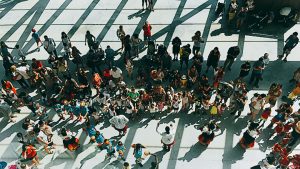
[200,0,218,55]
[0,0,45,42]
[55,0,101,53]
[141,150,168,168]
[222,143,246,167]
[151,1,212,41]
[22,0,73,53]
[95,0,128,43]
[0,1,18,20]
[163,0,187,48]
[0,0,27,8]
[11,0,50,57]
[177,142,207,162]
[131,0,158,36]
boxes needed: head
[263,53,269,59]
[44,35,48,40]
[165,126,170,134]
[293,32,298,37]
[195,31,201,36]
[119,25,123,29]
[145,21,149,25]
[32,28,36,32]
[86,31,90,34]
[213,47,219,52]
[107,45,110,49]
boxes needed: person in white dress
[156,123,175,151]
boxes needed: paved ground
[0,0,299,169]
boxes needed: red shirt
[261,110,271,120]
[143,24,152,36]
[275,124,284,133]
[279,156,290,166]
[272,143,282,153]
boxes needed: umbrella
[280,7,291,16]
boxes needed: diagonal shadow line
[22,0,73,53]
[0,2,17,20]
[163,0,187,48]
[56,0,101,53]
[95,0,128,43]
[132,0,158,36]
[277,33,284,56]
[0,0,27,8]
[166,115,186,169]
[151,1,212,41]
[199,0,218,55]
[11,0,50,57]
[0,0,42,42]
[236,32,245,61]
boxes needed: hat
[181,75,187,80]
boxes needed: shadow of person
[222,143,246,165]
[178,142,207,162]
[142,150,168,168]
[128,9,146,20]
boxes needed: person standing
[288,121,300,147]
[123,35,132,60]
[43,35,58,58]
[249,57,264,88]
[85,31,96,50]
[117,25,126,51]
[109,115,129,136]
[61,32,72,59]
[280,32,299,62]
[180,44,191,70]
[236,7,248,31]
[205,47,220,73]
[192,31,204,57]
[156,123,175,151]
[148,0,154,11]
[105,45,117,68]
[172,36,181,61]
[131,34,142,58]
[143,21,152,44]
[223,46,240,71]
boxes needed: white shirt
[109,115,129,129]
[110,68,122,78]
[158,126,175,144]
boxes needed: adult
[289,67,300,83]
[180,44,191,69]
[0,41,14,76]
[105,45,117,68]
[191,31,204,57]
[131,34,142,58]
[43,35,58,58]
[85,31,96,50]
[239,61,251,78]
[205,47,220,73]
[236,7,248,31]
[109,115,129,136]
[123,35,132,60]
[143,21,152,44]
[86,49,101,73]
[21,144,39,166]
[142,0,148,10]
[61,32,72,59]
[156,123,175,151]
[249,57,264,88]
[249,93,265,121]
[172,36,181,61]
[223,46,240,71]
[288,121,300,147]
[280,32,299,62]
[110,66,123,82]
[71,46,84,70]
[10,65,30,89]
[116,25,126,50]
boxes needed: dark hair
[124,162,129,167]
[293,32,298,36]
[61,128,67,136]
[165,126,170,134]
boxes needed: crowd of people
[0,0,299,169]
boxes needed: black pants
[250,72,262,86]
[223,58,234,70]
[142,0,148,8]
[180,57,189,69]
[192,46,200,56]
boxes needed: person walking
[239,61,251,78]
[105,45,117,68]
[180,44,191,70]
[0,41,14,76]
[85,31,96,50]
[61,32,72,59]
[205,47,220,73]
[31,28,42,50]
[43,35,58,58]
[279,32,299,62]
[123,35,132,60]
[131,34,142,58]
[223,46,240,71]
[142,0,148,10]
[249,57,264,88]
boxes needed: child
[95,131,105,150]
[210,102,218,119]
[132,143,146,167]
[116,141,126,161]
